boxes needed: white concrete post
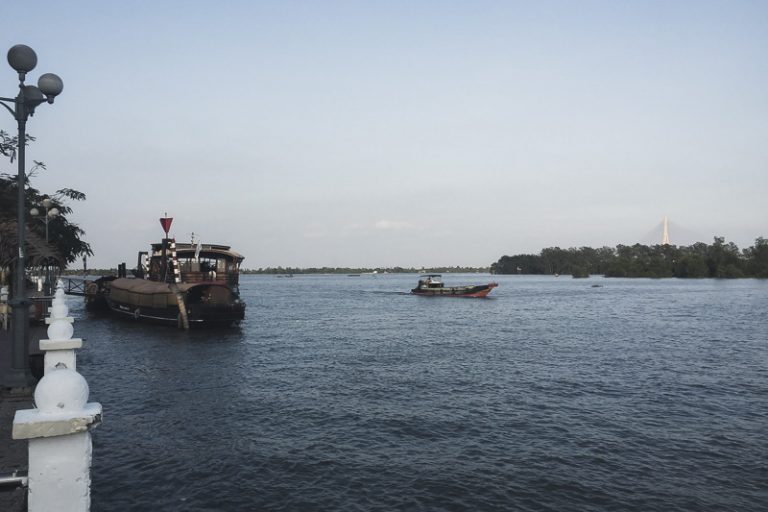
[12,281,102,512]
[12,370,102,511]
[41,284,81,374]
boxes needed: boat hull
[105,278,245,327]
[411,283,498,298]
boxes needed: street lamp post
[30,198,60,295]
[0,44,63,390]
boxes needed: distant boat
[411,274,498,298]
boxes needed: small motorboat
[411,274,498,298]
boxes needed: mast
[160,214,173,282]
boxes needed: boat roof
[150,242,244,262]
[420,274,442,278]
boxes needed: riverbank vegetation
[492,237,768,278]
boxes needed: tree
[492,237,766,278]
[491,254,544,274]
[571,265,589,278]
[540,247,569,274]
[675,254,708,278]
[706,237,744,278]
[0,130,92,271]
[744,237,768,278]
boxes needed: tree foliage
[0,130,92,267]
[492,237,768,278]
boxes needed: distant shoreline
[492,237,767,279]
[61,266,492,276]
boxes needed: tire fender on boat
[133,308,140,320]
[169,282,190,330]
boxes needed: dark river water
[70,274,767,511]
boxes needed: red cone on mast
[160,215,173,237]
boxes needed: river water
[69,274,766,511]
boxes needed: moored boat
[101,216,245,329]
[411,274,498,298]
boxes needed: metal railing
[60,278,88,296]
[0,470,28,490]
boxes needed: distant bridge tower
[661,216,670,245]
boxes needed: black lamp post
[0,44,63,390]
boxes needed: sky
[2,1,766,269]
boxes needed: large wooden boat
[411,274,498,298]
[101,217,245,329]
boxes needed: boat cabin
[417,274,444,289]
[139,242,244,289]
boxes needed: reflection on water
[69,275,768,511]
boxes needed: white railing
[12,282,102,512]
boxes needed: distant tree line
[64,265,492,276]
[242,266,490,275]
[491,237,768,278]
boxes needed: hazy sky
[2,1,766,268]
